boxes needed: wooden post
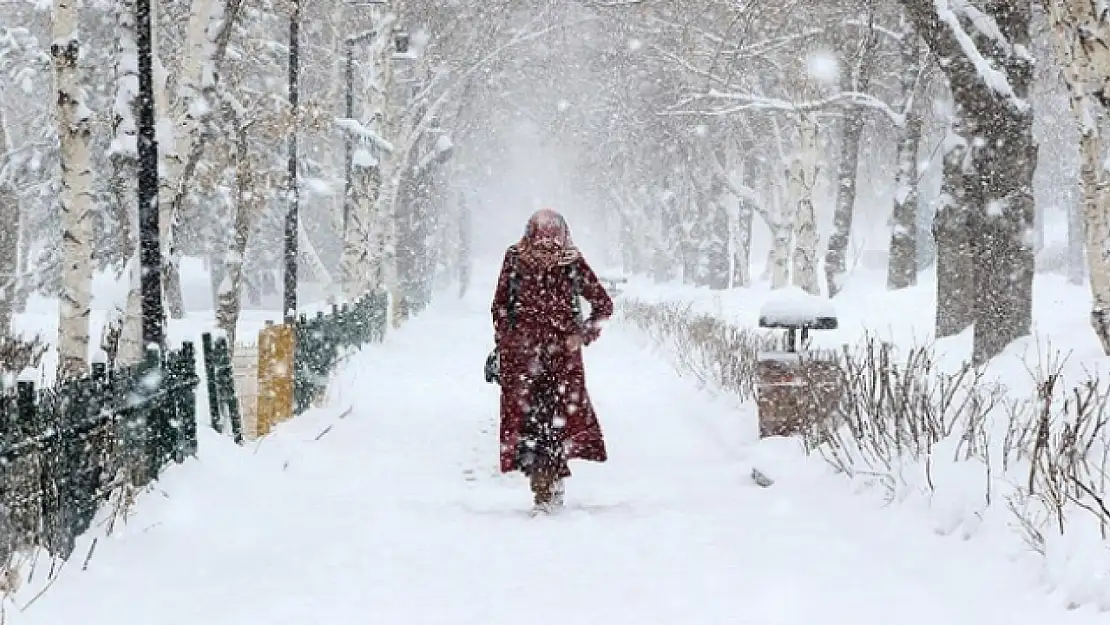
[256,322,295,437]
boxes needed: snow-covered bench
[757,287,838,353]
[755,288,841,438]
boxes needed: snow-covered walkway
[7,294,1104,625]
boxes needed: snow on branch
[952,2,1009,53]
[334,117,395,154]
[669,89,905,127]
[933,0,1029,111]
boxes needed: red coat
[491,245,614,474]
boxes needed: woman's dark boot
[530,470,557,513]
[551,478,565,508]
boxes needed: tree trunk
[158,0,245,320]
[0,183,16,336]
[901,0,1037,363]
[965,7,1037,365]
[340,151,379,299]
[112,0,144,366]
[933,123,975,338]
[117,255,143,366]
[208,254,226,310]
[791,118,820,295]
[706,198,730,290]
[887,30,925,290]
[458,193,470,298]
[1047,0,1110,352]
[0,103,19,334]
[53,0,95,379]
[157,0,216,319]
[1066,190,1085,285]
[825,30,877,297]
[365,5,399,326]
[734,198,753,288]
[1078,118,1110,353]
[216,125,259,351]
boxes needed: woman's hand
[567,325,601,351]
[566,333,584,351]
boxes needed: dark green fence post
[79,363,109,537]
[23,380,60,554]
[178,341,199,459]
[54,381,76,558]
[116,364,146,488]
[213,337,243,445]
[141,347,168,480]
[293,314,310,415]
[339,303,352,349]
[12,381,36,547]
[372,291,387,341]
[201,333,222,433]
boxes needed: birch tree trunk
[791,118,821,295]
[825,30,877,298]
[215,124,260,351]
[160,0,244,319]
[0,102,19,334]
[372,10,400,327]
[1046,0,1110,353]
[157,0,216,318]
[337,16,384,299]
[887,30,925,290]
[112,0,145,366]
[732,157,753,289]
[340,152,379,298]
[1077,113,1110,353]
[770,180,792,289]
[52,0,95,379]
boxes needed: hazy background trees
[0,0,1105,368]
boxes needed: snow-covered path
[6,295,1103,625]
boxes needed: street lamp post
[343,28,376,235]
[135,0,163,351]
[284,0,301,322]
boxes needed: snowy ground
[621,265,1110,610]
[4,271,1107,624]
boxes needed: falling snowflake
[805,50,839,84]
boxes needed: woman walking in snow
[489,209,614,513]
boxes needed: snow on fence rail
[0,342,200,573]
[0,290,399,595]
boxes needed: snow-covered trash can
[756,288,841,438]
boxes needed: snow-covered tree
[1044,0,1110,354]
[51,0,94,379]
[898,0,1037,364]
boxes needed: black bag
[484,349,500,385]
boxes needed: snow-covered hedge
[621,297,1110,610]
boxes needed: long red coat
[491,245,614,474]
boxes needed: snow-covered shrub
[621,298,777,403]
[804,337,1002,498]
[0,334,47,383]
